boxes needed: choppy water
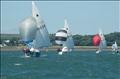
[1,51,120,79]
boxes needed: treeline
[49,32,120,46]
[1,32,120,46]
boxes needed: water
[1,51,120,79]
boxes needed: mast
[64,19,69,30]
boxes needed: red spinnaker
[93,34,101,46]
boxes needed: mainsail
[32,1,51,47]
[63,20,74,49]
[19,1,51,52]
[98,29,107,50]
[112,41,118,51]
[64,35,74,49]
[55,19,74,54]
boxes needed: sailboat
[19,1,51,57]
[93,29,107,53]
[112,41,119,53]
[55,19,74,55]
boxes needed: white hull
[96,50,101,54]
[58,51,63,55]
[58,47,73,55]
[62,46,69,52]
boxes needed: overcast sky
[1,1,120,35]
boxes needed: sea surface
[1,51,120,79]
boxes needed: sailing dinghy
[55,19,74,55]
[93,29,107,53]
[112,41,119,54]
[19,1,51,57]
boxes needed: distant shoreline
[1,46,119,52]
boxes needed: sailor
[57,48,62,52]
[23,48,30,56]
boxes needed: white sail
[98,29,107,50]
[32,1,51,47]
[32,1,44,26]
[114,42,118,49]
[33,30,45,48]
[112,41,118,51]
[39,26,51,47]
[64,35,74,49]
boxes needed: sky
[1,1,120,35]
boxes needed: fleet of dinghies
[19,1,119,57]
